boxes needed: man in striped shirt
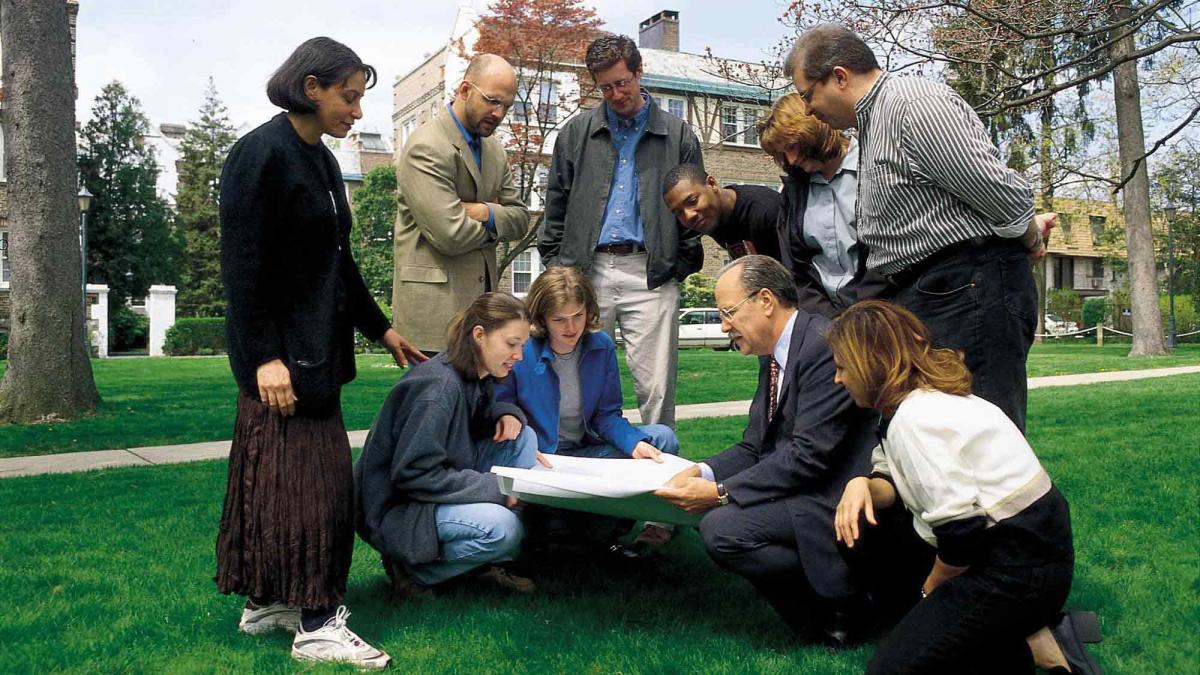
[784,24,1055,431]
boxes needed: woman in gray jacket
[355,293,549,597]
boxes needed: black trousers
[868,488,1075,674]
[700,499,854,634]
[889,238,1037,431]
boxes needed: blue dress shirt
[598,94,651,247]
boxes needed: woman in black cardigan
[214,37,422,670]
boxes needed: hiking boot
[238,601,300,635]
[290,606,390,670]
[383,555,434,600]
[476,565,536,594]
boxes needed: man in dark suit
[656,254,875,646]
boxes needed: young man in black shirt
[663,164,782,261]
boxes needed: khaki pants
[589,252,679,427]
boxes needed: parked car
[677,307,732,349]
[1044,313,1080,337]
[612,307,733,350]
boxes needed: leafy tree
[350,165,398,300]
[175,78,237,317]
[0,0,100,421]
[77,81,181,319]
[470,0,604,273]
[681,274,717,308]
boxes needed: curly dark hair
[585,34,641,77]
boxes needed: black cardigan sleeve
[220,136,285,370]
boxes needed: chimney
[638,10,679,52]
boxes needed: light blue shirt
[447,104,496,236]
[700,312,797,483]
[801,136,859,302]
[598,94,651,246]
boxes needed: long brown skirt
[214,393,354,610]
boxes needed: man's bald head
[454,53,518,137]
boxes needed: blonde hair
[523,266,600,338]
[445,292,528,378]
[826,300,972,414]
[756,93,848,170]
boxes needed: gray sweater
[354,355,527,566]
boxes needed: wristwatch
[716,483,730,506]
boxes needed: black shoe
[820,608,855,648]
[605,542,644,563]
[1050,611,1104,675]
[382,556,434,600]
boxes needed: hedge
[163,317,227,356]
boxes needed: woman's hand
[493,414,523,442]
[631,441,664,463]
[256,359,297,417]
[835,476,877,548]
[381,328,427,368]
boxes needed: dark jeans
[868,487,1075,675]
[889,238,1037,431]
[867,559,1073,675]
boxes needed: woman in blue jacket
[496,266,680,554]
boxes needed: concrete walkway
[3,365,1197,480]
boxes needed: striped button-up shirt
[855,72,1034,276]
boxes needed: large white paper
[492,453,703,527]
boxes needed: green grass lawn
[0,375,1195,673]
[0,343,1197,458]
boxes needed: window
[1092,259,1104,278]
[1089,215,1106,245]
[400,117,417,149]
[653,96,686,120]
[511,248,544,297]
[1,230,10,286]
[721,104,764,147]
[681,311,706,325]
[537,81,557,125]
[1053,257,1074,289]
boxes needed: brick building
[323,129,395,208]
[389,7,781,300]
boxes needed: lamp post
[1164,199,1177,349]
[78,185,93,321]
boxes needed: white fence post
[87,283,109,358]
[147,285,177,357]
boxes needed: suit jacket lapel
[767,312,814,435]
[438,113,482,196]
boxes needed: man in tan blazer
[393,54,530,352]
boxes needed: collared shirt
[854,72,1034,276]
[446,103,496,235]
[598,93,651,246]
[801,136,860,301]
[700,311,798,483]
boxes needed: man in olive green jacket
[393,54,530,352]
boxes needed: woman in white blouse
[826,300,1102,675]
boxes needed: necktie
[767,358,780,424]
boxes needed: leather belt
[885,236,993,288]
[594,243,646,255]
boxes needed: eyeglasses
[596,77,636,95]
[465,80,511,111]
[718,290,763,322]
[797,74,828,104]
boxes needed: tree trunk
[0,0,101,421]
[1034,33,1056,345]
[1110,0,1166,356]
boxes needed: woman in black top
[214,37,423,670]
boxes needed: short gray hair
[785,24,880,82]
[718,255,798,308]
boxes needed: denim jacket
[494,331,648,455]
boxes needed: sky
[75,0,795,138]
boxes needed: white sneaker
[291,606,391,670]
[238,601,300,635]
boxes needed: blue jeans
[556,424,680,459]
[405,427,538,585]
